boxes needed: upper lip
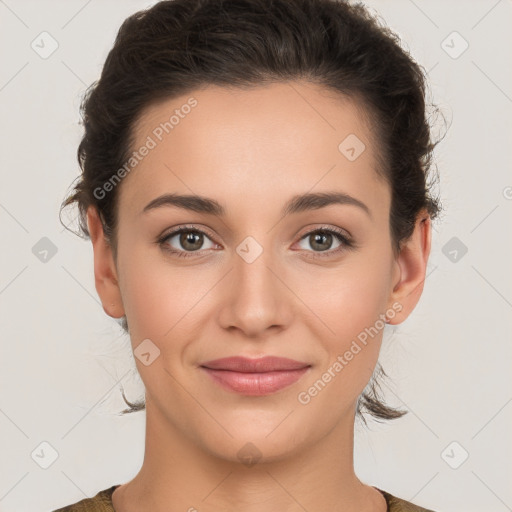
[200,356,310,373]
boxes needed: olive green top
[53,484,437,511]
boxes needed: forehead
[119,81,388,217]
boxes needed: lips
[200,356,310,372]
[199,356,311,395]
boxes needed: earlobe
[386,212,432,325]
[86,206,125,319]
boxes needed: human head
[60,0,443,426]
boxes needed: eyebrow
[142,191,372,219]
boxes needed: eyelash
[157,224,354,260]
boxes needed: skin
[87,81,431,512]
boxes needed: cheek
[299,248,393,392]
[117,245,176,341]
[117,244,218,345]
[307,248,392,339]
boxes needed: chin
[194,419,314,466]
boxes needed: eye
[158,225,218,258]
[295,227,353,258]
[157,224,355,260]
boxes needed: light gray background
[1,1,511,511]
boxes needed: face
[89,81,430,464]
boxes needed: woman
[55,0,443,510]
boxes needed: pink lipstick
[200,356,311,396]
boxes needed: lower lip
[200,367,310,396]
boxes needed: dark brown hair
[60,0,444,423]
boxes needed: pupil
[312,232,331,251]
[181,231,202,251]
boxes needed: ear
[87,206,125,319]
[386,210,432,325]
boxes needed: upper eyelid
[162,225,217,242]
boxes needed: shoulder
[376,487,438,512]
[53,484,439,512]
[52,485,119,512]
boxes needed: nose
[217,238,293,338]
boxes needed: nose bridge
[234,233,280,299]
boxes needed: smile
[199,356,311,396]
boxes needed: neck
[112,399,386,512]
